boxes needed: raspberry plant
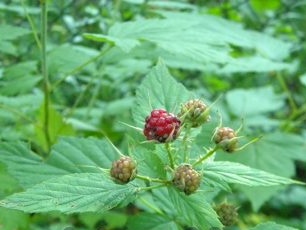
[0,61,302,230]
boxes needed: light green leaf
[47,44,98,78]
[168,187,222,229]
[134,147,166,179]
[0,137,121,188]
[300,73,306,86]
[238,186,284,212]
[250,221,298,230]
[0,25,30,41]
[0,208,29,230]
[83,33,140,53]
[132,59,192,128]
[0,41,16,55]
[219,56,293,73]
[48,137,119,173]
[225,86,285,117]
[0,142,65,188]
[127,213,180,230]
[216,132,304,210]
[35,104,75,152]
[203,161,297,187]
[0,172,139,213]
[0,61,41,96]
[85,11,293,73]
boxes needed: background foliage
[0,0,306,229]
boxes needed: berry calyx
[214,202,238,227]
[179,99,210,127]
[110,156,137,184]
[143,109,181,143]
[172,164,201,195]
[213,127,238,152]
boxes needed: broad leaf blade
[216,132,305,210]
[132,60,192,128]
[0,137,121,188]
[250,221,299,230]
[168,187,222,229]
[47,137,119,173]
[0,172,138,213]
[203,161,298,187]
[0,142,66,188]
[127,213,180,230]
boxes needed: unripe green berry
[213,127,238,152]
[179,99,210,127]
[214,202,238,227]
[110,156,137,184]
[172,164,201,195]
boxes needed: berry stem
[136,175,169,184]
[182,126,191,162]
[192,145,219,167]
[165,143,175,169]
[139,184,167,192]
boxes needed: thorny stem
[41,0,51,153]
[165,143,175,169]
[21,0,41,50]
[192,145,219,167]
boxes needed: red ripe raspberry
[143,109,181,143]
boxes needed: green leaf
[48,137,119,173]
[0,208,29,230]
[132,59,192,128]
[134,147,166,179]
[0,172,139,213]
[250,221,298,230]
[203,161,297,187]
[0,25,30,41]
[0,137,121,188]
[300,73,306,86]
[0,61,41,96]
[47,44,98,78]
[127,213,180,230]
[216,132,305,210]
[85,11,293,73]
[225,86,285,117]
[35,104,75,152]
[0,142,65,188]
[83,34,140,53]
[168,187,222,229]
